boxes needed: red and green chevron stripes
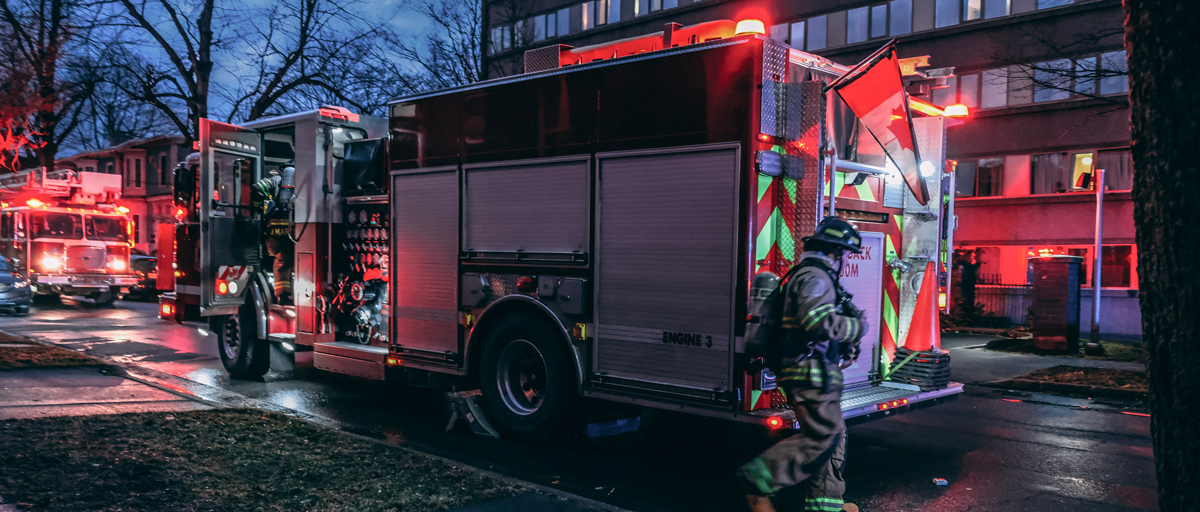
[754,150,806,276]
[881,213,904,363]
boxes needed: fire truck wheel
[216,305,270,379]
[479,315,576,442]
[90,291,116,306]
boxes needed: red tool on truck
[160,20,965,438]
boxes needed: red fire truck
[0,169,138,305]
[162,21,966,439]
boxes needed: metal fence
[974,284,1033,327]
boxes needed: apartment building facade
[482,0,1137,335]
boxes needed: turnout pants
[737,385,847,512]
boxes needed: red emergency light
[767,417,783,428]
[217,281,229,295]
[26,198,45,208]
[161,303,174,316]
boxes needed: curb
[980,378,1148,400]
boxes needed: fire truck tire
[216,305,270,379]
[90,291,116,306]
[479,314,576,442]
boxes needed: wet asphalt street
[0,298,1158,512]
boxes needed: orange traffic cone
[904,262,940,352]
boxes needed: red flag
[831,46,929,204]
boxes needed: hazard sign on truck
[165,19,966,440]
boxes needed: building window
[1101,245,1134,288]
[955,158,1004,197]
[984,0,1009,18]
[963,0,982,20]
[133,215,140,243]
[1099,50,1129,95]
[890,0,912,35]
[148,222,156,245]
[1097,148,1133,191]
[1033,59,1072,102]
[1037,0,1071,8]
[160,156,169,185]
[847,7,868,44]
[769,23,787,43]
[123,161,129,185]
[581,2,594,30]
[135,159,141,187]
[1030,152,1069,194]
[1074,56,1097,95]
[488,26,511,53]
[958,73,979,107]
[980,68,1008,108]
[870,5,887,38]
[609,0,621,23]
[807,15,827,51]
[936,0,959,27]
[790,21,806,49]
[1069,152,1096,190]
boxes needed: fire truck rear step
[746,382,964,427]
[313,342,389,380]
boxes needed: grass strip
[0,408,526,511]
[1012,365,1148,392]
[984,338,1144,363]
[0,338,108,370]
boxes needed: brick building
[481,0,1136,335]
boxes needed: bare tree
[106,0,215,144]
[0,0,101,168]
[385,0,486,94]
[219,0,393,122]
[1124,2,1200,510]
[62,66,176,152]
[987,24,1129,106]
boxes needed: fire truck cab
[167,21,966,440]
[0,169,138,305]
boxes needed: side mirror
[173,163,195,209]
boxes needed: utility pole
[1087,167,1106,355]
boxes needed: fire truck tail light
[767,417,782,428]
[516,276,537,293]
[26,198,44,208]
[735,19,766,36]
[161,304,174,316]
[217,281,229,295]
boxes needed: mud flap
[446,390,500,439]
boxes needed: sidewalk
[941,333,1145,384]
[0,335,617,512]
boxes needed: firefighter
[252,167,293,304]
[738,217,867,512]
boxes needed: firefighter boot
[744,494,777,512]
[842,503,859,512]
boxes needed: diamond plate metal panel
[759,40,789,138]
[523,45,565,74]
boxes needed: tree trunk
[1123,2,1200,511]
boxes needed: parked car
[128,255,159,300]
[0,254,32,315]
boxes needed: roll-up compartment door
[594,145,740,391]
[390,168,459,354]
[463,157,589,260]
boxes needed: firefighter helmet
[803,217,863,254]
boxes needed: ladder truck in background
[1,169,138,305]
[160,20,967,439]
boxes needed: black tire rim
[496,339,548,416]
[222,316,241,360]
